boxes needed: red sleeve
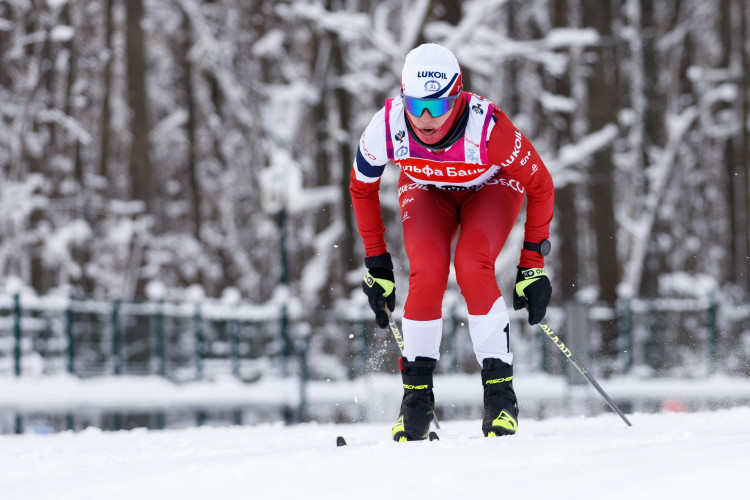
[487,109,554,268]
[349,168,387,257]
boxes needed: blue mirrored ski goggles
[402,94,459,118]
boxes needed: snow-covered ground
[1,407,748,499]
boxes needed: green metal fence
[0,293,292,381]
[1,290,747,434]
[0,292,738,381]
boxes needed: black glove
[362,252,396,329]
[513,267,551,325]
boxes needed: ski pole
[385,306,405,352]
[384,305,440,430]
[538,322,632,427]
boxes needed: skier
[350,44,554,441]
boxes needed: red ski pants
[398,171,525,321]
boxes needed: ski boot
[481,358,518,437]
[392,357,436,442]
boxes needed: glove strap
[515,268,546,298]
[364,270,395,297]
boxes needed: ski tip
[428,431,439,441]
[336,436,347,447]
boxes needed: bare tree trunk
[99,0,114,183]
[0,3,10,90]
[501,0,521,116]
[332,41,356,278]
[63,2,93,293]
[60,3,83,186]
[125,0,153,211]
[637,0,663,298]
[548,0,579,302]
[432,0,467,89]
[26,3,55,293]
[582,0,620,359]
[203,68,237,289]
[124,0,153,298]
[720,0,742,286]
[739,0,750,292]
[178,8,204,289]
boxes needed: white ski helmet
[401,43,463,99]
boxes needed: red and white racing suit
[350,92,554,365]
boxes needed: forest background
[1,0,749,378]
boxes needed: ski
[335,431,439,446]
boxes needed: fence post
[278,203,291,378]
[112,300,124,428]
[298,333,309,423]
[279,303,290,377]
[112,299,122,376]
[194,304,204,380]
[13,293,22,377]
[620,299,634,374]
[154,300,165,377]
[65,298,75,375]
[707,291,718,374]
[229,316,241,379]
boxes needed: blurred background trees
[1,0,748,372]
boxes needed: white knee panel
[468,297,514,366]
[401,317,443,361]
